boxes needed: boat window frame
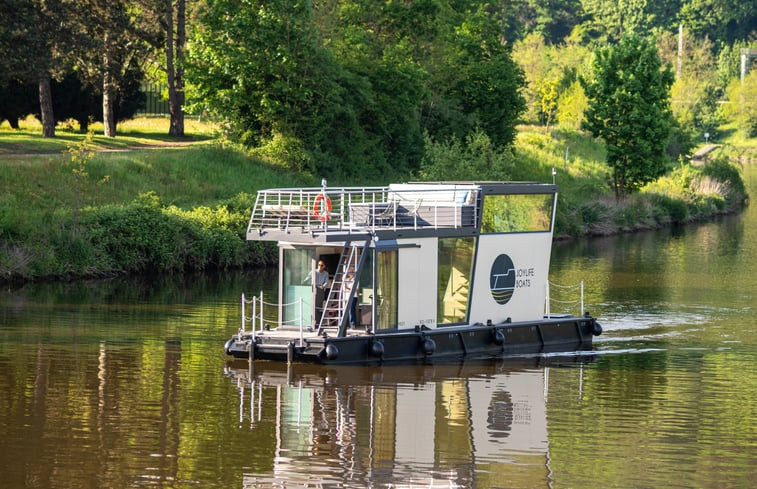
[480,192,557,234]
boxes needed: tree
[187,1,527,177]
[133,0,186,136]
[449,3,526,147]
[724,71,757,138]
[658,30,722,152]
[164,0,186,136]
[679,0,757,45]
[578,0,679,43]
[71,0,149,137]
[581,34,675,199]
[94,0,135,137]
[556,80,588,130]
[11,0,74,137]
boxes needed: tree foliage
[188,0,525,179]
[679,0,757,44]
[0,0,754,161]
[724,71,757,138]
[419,129,514,181]
[581,34,675,199]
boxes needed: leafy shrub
[699,157,746,201]
[76,192,275,277]
[252,132,315,174]
[650,194,688,223]
[419,129,513,181]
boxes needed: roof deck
[245,182,558,242]
[246,183,482,242]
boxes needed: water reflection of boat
[225,357,593,488]
[224,181,602,364]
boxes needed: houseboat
[224,180,601,364]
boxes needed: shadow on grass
[0,128,216,155]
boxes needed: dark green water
[2,167,756,488]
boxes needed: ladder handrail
[338,239,371,337]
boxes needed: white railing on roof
[247,184,480,234]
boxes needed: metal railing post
[299,297,304,347]
[241,293,246,334]
[580,281,585,315]
[251,295,256,338]
[259,291,264,333]
[545,282,551,317]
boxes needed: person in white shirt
[314,260,329,326]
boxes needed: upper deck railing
[246,183,481,237]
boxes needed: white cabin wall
[397,237,438,329]
[469,233,552,324]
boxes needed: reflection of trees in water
[3,268,278,307]
[551,211,748,312]
[3,342,182,488]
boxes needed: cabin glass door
[376,250,398,331]
[282,248,314,327]
[438,237,475,324]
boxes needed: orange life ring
[313,193,332,221]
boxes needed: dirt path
[1,140,204,157]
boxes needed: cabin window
[376,250,398,331]
[481,193,554,233]
[437,237,475,324]
[282,248,314,327]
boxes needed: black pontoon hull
[224,315,602,365]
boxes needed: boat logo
[490,254,515,305]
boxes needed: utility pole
[742,49,757,82]
[677,24,683,78]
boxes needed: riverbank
[512,125,750,239]
[0,117,751,284]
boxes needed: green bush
[62,192,278,278]
[651,194,689,223]
[419,129,514,181]
[700,157,746,201]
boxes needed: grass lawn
[0,116,219,155]
[0,116,318,215]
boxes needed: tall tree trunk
[166,0,185,136]
[103,31,116,137]
[175,0,185,135]
[38,76,55,138]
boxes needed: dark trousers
[349,297,357,327]
[315,287,326,325]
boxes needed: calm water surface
[2,167,757,488]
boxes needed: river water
[1,167,756,488]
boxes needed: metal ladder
[317,240,369,337]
